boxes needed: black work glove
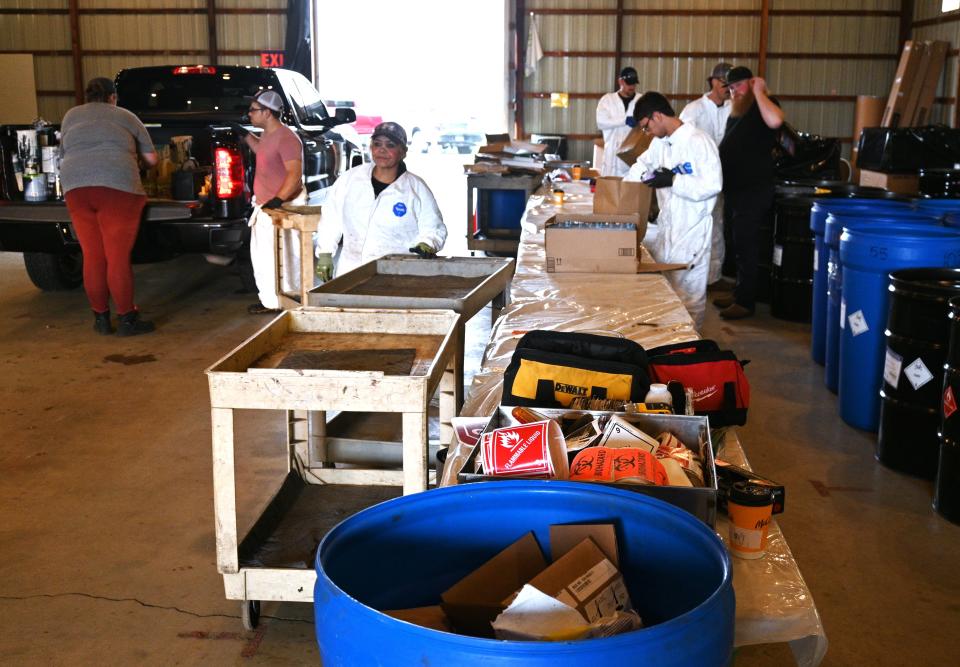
[262,197,283,209]
[643,167,675,189]
[409,242,437,258]
[227,121,248,136]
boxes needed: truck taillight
[214,147,244,199]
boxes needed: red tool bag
[646,340,750,426]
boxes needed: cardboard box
[383,605,454,632]
[593,176,653,217]
[544,214,684,274]
[550,524,619,567]
[913,40,949,126]
[440,532,547,637]
[859,169,919,195]
[545,214,641,274]
[883,40,926,128]
[515,537,632,624]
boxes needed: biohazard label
[944,386,958,419]
[904,358,934,391]
[848,309,869,336]
[883,348,902,388]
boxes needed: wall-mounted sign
[260,51,285,68]
[551,92,569,109]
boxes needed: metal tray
[456,407,717,527]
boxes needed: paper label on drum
[848,309,869,336]
[840,299,846,329]
[883,348,902,388]
[904,358,934,391]
[813,248,819,272]
[772,245,783,267]
[944,386,958,419]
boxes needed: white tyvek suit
[316,163,447,277]
[596,91,639,177]
[249,188,308,310]
[625,122,722,329]
[680,94,731,284]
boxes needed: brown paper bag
[593,177,653,217]
[616,127,654,167]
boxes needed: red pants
[65,186,146,314]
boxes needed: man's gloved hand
[227,121,248,137]
[315,253,334,282]
[262,197,283,209]
[409,242,437,258]
[643,168,675,189]
[625,116,637,128]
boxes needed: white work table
[452,180,828,666]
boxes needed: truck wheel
[23,251,83,291]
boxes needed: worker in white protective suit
[315,122,446,279]
[596,66,640,177]
[625,92,722,329]
[679,62,732,287]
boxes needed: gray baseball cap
[252,90,284,112]
[372,121,407,147]
[710,62,733,83]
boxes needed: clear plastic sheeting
[444,181,827,665]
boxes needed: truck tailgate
[0,200,195,223]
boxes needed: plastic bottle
[645,383,673,405]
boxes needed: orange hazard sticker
[944,385,957,419]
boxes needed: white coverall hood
[679,94,731,283]
[596,91,640,177]
[625,122,722,329]
[316,163,447,277]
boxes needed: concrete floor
[1,250,958,665]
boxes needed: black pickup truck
[0,65,359,291]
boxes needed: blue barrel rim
[841,225,960,244]
[825,214,942,248]
[315,480,734,651]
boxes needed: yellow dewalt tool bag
[502,331,651,408]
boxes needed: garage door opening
[314,0,510,257]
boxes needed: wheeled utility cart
[206,307,460,628]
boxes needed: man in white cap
[232,89,306,314]
[315,121,446,279]
[680,63,732,288]
[596,66,641,177]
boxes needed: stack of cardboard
[466,139,549,175]
[859,39,950,194]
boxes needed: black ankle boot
[116,310,155,337]
[93,310,113,335]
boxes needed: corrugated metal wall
[520,0,957,164]
[0,0,285,122]
[912,0,960,126]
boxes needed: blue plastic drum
[839,225,960,431]
[824,211,939,393]
[914,198,960,220]
[810,199,911,365]
[314,481,735,666]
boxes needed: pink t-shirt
[253,125,302,201]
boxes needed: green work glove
[409,242,437,258]
[316,253,334,282]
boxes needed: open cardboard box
[455,407,717,527]
[544,213,686,274]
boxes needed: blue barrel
[839,226,960,431]
[811,199,911,365]
[314,481,734,666]
[914,198,960,220]
[824,211,938,393]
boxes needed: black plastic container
[878,269,960,478]
[935,295,960,523]
[919,168,960,199]
[771,196,814,321]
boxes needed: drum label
[883,348,902,388]
[848,309,869,337]
[904,358,934,391]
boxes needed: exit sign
[260,51,284,68]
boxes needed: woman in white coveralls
[315,121,447,279]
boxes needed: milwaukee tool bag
[646,340,750,426]
[502,330,651,408]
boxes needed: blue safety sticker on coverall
[393,202,407,217]
[671,162,694,175]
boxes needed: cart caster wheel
[241,600,261,630]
